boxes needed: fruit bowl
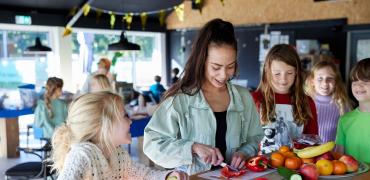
[319,162,369,179]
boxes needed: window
[0,27,51,89]
[71,29,165,91]
[6,31,48,58]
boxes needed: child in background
[90,74,113,92]
[306,61,352,143]
[336,58,370,163]
[149,75,166,103]
[252,44,318,154]
[171,68,180,85]
[34,77,67,139]
[51,92,187,180]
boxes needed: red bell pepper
[246,156,269,172]
[221,166,247,178]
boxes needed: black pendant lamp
[108,32,140,51]
[25,37,52,53]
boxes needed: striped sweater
[314,95,340,143]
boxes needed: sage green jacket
[143,83,263,175]
[34,99,68,138]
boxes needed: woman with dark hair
[143,18,263,175]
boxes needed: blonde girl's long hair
[44,77,63,118]
[51,92,124,173]
[91,74,112,92]
[306,61,352,115]
[257,44,312,126]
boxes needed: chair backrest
[130,116,150,137]
[33,125,44,140]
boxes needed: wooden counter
[0,108,33,158]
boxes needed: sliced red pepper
[220,166,247,178]
[246,156,269,172]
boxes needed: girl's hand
[230,151,248,169]
[192,143,224,166]
[167,171,189,180]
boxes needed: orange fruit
[301,158,315,164]
[316,159,334,176]
[279,146,290,153]
[285,157,302,170]
[332,160,347,175]
[270,152,285,168]
[282,151,296,158]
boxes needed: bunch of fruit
[270,141,359,180]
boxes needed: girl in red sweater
[252,44,318,154]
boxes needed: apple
[299,163,319,180]
[315,152,334,161]
[339,155,359,173]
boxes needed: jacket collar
[191,82,244,112]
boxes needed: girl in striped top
[306,60,352,143]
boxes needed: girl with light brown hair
[34,77,67,139]
[251,44,318,154]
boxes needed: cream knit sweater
[57,142,171,180]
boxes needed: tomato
[270,152,285,168]
[284,157,302,170]
[279,146,291,153]
[282,151,296,158]
[220,166,247,178]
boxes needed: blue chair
[128,116,150,154]
[26,124,44,147]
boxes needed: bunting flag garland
[64,0,94,37]
[62,26,72,37]
[68,6,78,16]
[96,9,102,23]
[140,12,148,30]
[158,10,166,26]
[83,4,91,16]
[195,0,203,13]
[110,12,116,29]
[123,13,133,29]
[64,1,229,36]
[174,4,185,22]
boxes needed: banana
[295,141,335,159]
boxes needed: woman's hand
[230,151,248,169]
[192,143,224,166]
[167,171,188,180]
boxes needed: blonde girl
[34,77,67,139]
[51,92,187,180]
[252,44,318,154]
[90,74,113,92]
[306,60,352,143]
